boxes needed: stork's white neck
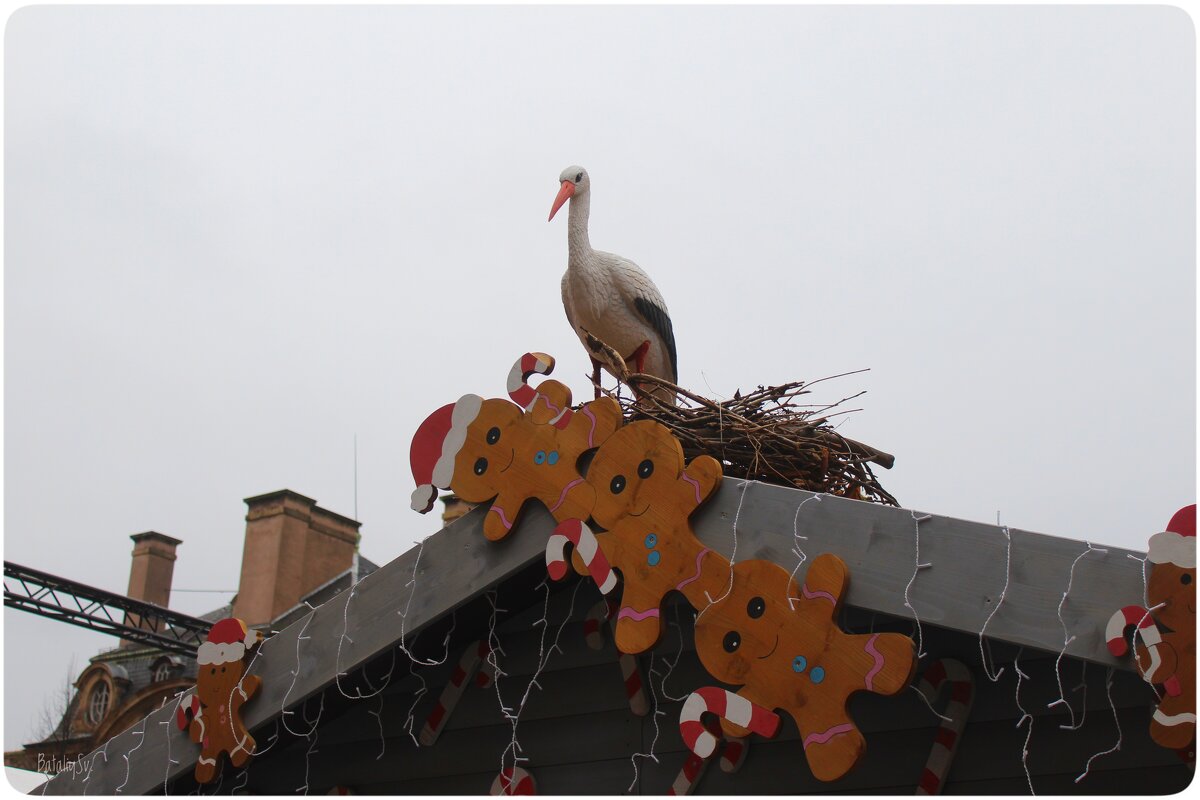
[566,191,593,260]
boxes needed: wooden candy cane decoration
[718,736,749,773]
[620,653,650,717]
[475,656,496,689]
[1106,605,1156,657]
[1106,604,1179,689]
[669,717,747,794]
[419,640,490,746]
[507,352,571,428]
[680,687,781,759]
[175,694,202,732]
[914,658,975,795]
[546,519,617,594]
[578,596,649,716]
[491,766,536,795]
[670,717,722,796]
[1106,605,1178,693]
[669,749,711,796]
[582,597,618,650]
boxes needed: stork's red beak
[548,180,575,221]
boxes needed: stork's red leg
[590,358,603,400]
[628,340,651,376]
[626,340,652,401]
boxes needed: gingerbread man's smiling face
[447,399,525,505]
[587,421,709,531]
[197,662,244,717]
[695,559,818,690]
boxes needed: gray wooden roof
[38,481,1152,794]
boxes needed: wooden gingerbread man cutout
[410,352,623,541]
[175,617,263,784]
[568,419,727,654]
[1107,504,1196,754]
[693,555,916,782]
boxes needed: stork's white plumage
[549,166,678,402]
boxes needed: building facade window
[153,663,171,683]
[87,682,110,725]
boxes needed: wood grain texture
[440,393,622,542]
[693,555,916,782]
[584,420,726,654]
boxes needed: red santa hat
[1147,504,1196,569]
[197,617,260,666]
[409,394,483,513]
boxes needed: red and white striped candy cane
[175,694,202,731]
[419,640,490,746]
[491,766,536,795]
[1105,605,1176,687]
[915,658,975,795]
[580,597,649,715]
[680,687,780,759]
[620,653,650,717]
[546,519,617,595]
[582,597,618,650]
[718,735,749,774]
[668,749,711,796]
[507,352,571,428]
[669,717,727,794]
[1106,604,1161,658]
[475,655,496,689]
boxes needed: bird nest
[605,372,898,506]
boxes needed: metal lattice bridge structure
[3,561,211,656]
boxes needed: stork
[549,165,678,402]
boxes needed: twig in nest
[600,373,898,506]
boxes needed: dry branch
[610,372,898,506]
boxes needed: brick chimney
[122,531,182,648]
[231,490,361,626]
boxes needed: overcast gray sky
[4,5,1194,750]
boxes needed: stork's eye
[486,427,501,445]
[747,596,765,619]
[637,459,654,479]
[575,172,583,182]
[723,631,741,653]
[610,475,626,494]
[474,457,488,475]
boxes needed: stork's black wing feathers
[633,296,678,382]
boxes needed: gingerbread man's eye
[474,457,488,475]
[723,631,741,653]
[610,475,626,494]
[747,596,765,619]
[486,427,501,445]
[220,666,226,673]
[1183,573,1193,586]
[637,459,654,479]
[210,668,216,675]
